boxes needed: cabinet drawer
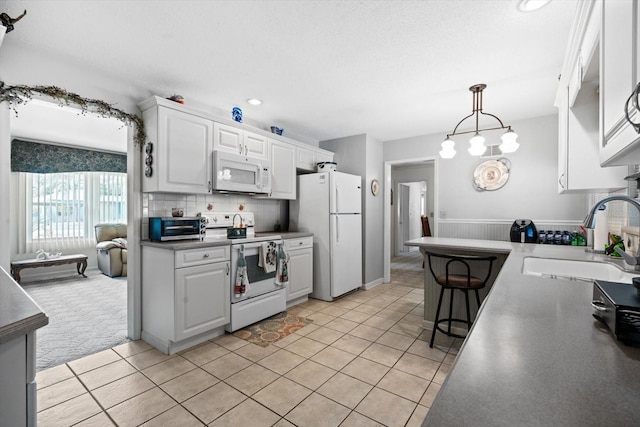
[175,246,230,268]
[284,237,313,250]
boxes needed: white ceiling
[2,0,577,144]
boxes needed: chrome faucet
[584,196,640,269]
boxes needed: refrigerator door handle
[336,216,340,243]
[335,187,339,212]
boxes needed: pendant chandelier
[439,84,519,159]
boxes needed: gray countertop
[140,232,313,251]
[0,267,49,344]
[405,237,640,426]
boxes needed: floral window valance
[11,139,126,173]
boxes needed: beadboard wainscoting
[437,219,584,241]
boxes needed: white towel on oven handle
[275,246,289,287]
[258,241,277,273]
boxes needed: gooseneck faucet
[584,196,640,269]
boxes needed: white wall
[384,114,589,226]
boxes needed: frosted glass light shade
[499,130,520,153]
[439,138,456,159]
[468,133,486,156]
[0,26,6,49]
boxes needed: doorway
[384,157,437,283]
[396,181,427,256]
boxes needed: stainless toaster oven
[149,217,206,242]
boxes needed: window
[19,172,126,252]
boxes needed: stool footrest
[434,318,470,340]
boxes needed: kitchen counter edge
[0,267,49,344]
[140,232,314,250]
[405,237,640,427]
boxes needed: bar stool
[424,251,496,348]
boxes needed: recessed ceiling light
[247,98,262,106]
[518,0,551,12]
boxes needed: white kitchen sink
[521,257,640,284]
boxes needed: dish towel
[258,241,277,273]
[234,245,249,298]
[275,246,289,286]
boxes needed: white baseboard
[142,326,226,355]
[286,295,308,308]
[363,278,384,290]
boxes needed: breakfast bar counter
[406,237,640,426]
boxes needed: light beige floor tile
[112,340,153,358]
[272,419,295,427]
[36,363,74,389]
[284,336,327,358]
[37,393,102,427]
[285,392,350,427]
[160,368,218,402]
[389,321,424,338]
[306,311,335,325]
[377,369,430,402]
[225,363,280,395]
[91,372,155,409]
[332,299,360,309]
[287,305,315,317]
[394,353,440,381]
[107,388,177,427]
[419,382,441,407]
[68,349,122,375]
[324,317,360,333]
[443,352,457,365]
[320,305,350,317]
[406,339,447,363]
[401,313,425,325]
[311,346,357,371]
[374,309,405,321]
[126,348,176,371]
[253,377,312,416]
[340,411,385,427]
[79,360,137,390]
[432,363,451,385]
[272,332,302,348]
[363,315,397,330]
[406,404,430,427]
[258,349,306,375]
[209,398,280,427]
[74,411,116,426]
[180,341,229,366]
[182,382,246,424]
[233,342,279,362]
[317,372,373,409]
[375,330,415,352]
[37,376,86,411]
[359,343,404,367]
[352,304,381,315]
[364,298,392,309]
[142,356,197,385]
[305,326,344,345]
[211,333,249,351]
[341,357,390,386]
[201,352,252,379]
[355,387,416,427]
[331,334,372,355]
[292,322,320,337]
[285,359,337,390]
[349,324,385,341]
[140,405,204,426]
[340,310,373,323]
[304,299,333,310]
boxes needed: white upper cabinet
[139,97,213,194]
[296,145,334,172]
[213,122,268,160]
[268,139,296,200]
[599,0,640,165]
[556,0,626,193]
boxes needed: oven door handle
[591,300,608,312]
[233,241,282,250]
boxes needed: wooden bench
[10,254,88,284]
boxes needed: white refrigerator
[290,171,363,301]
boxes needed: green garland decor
[0,81,146,148]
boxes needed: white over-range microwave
[212,151,271,194]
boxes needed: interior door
[330,214,362,298]
[397,184,411,255]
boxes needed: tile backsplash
[142,192,285,239]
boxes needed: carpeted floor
[22,271,129,371]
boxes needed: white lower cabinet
[285,237,313,303]
[142,245,230,354]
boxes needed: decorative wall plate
[371,179,380,196]
[473,158,510,191]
